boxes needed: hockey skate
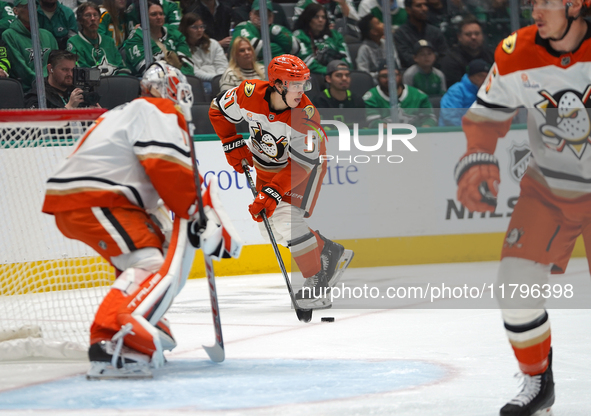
[87,324,153,380]
[500,350,554,416]
[295,270,332,310]
[318,233,354,288]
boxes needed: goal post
[0,109,114,360]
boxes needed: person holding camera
[24,49,100,109]
[293,3,351,75]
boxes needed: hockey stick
[186,120,225,363]
[242,160,313,323]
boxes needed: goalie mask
[141,61,193,119]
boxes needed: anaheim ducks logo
[502,33,516,54]
[303,104,315,119]
[535,86,591,159]
[251,122,287,161]
[244,81,255,97]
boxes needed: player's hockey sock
[505,311,552,375]
[290,230,323,278]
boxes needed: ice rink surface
[0,259,590,416]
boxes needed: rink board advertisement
[1,125,585,281]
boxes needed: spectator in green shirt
[402,39,446,98]
[37,0,78,50]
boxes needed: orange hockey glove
[248,185,283,222]
[455,152,500,213]
[222,136,252,173]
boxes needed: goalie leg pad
[91,217,191,366]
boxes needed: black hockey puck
[321,317,335,322]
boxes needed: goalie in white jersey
[454,0,591,414]
[42,62,242,376]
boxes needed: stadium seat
[96,76,140,110]
[349,70,375,98]
[429,95,442,109]
[278,2,296,30]
[346,42,363,70]
[211,74,223,99]
[191,104,216,134]
[305,73,323,103]
[0,78,25,109]
[185,75,208,104]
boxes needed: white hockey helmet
[141,61,193,119]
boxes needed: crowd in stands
[0,0,531,128]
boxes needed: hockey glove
[248,186,283,222]
[223,136,252,173]
[187,176,243,259]
[455,152,500,213]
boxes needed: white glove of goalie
[187,176,243,261]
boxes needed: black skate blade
[296,308,313,323]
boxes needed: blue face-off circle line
[0,358,448,411]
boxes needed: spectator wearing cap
[356,14,386,83]
[36,0,78,50]
[313,59,366,109]
[402,39,446,98]
[231,0,299,60]
[393,0,448,70]
[439,16,493,88]
[363,61,436,128]
[181,0,231,47]
[2,0,58,92]
[439,58,490,126]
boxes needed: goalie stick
[242,160,313,323]
[186,119,225,363]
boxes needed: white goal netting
[0,109,114,360]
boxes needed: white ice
[0,259,590,416]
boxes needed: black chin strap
[549,3,577,41]
[276,86,289,107]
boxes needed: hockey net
[0,109,114,360]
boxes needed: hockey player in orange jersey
[209,54,354,309]
[42,62,242,377]
[454,0,591,414]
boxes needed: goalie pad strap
[454,152,499,184]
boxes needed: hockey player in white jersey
[209,54,354,309]
[454,0,591,414]
[42,62,242,377]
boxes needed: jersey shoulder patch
[244,81,255,97]
[501,32,517,55]
[494,25,540,76]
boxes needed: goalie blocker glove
[454,152,500,213]
[222,136,253,173]
[249,186,283,221]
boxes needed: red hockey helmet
[564,0,591,7]
[268,54,312,92]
